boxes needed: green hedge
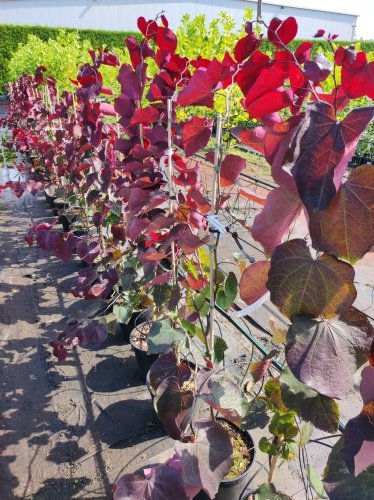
[260,38,374,56]
[0,24,140,90]
[1,23,374,91]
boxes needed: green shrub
[0,24,139,91]
[176,8,253,60]
[7,30,132,98]
[175,9,255,129]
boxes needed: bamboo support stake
[136,99,144,148]
[45,85,56,135]
[56,83,62,128]
[167,98,177,288]
[208,114,223,356]
[72,90,77,118]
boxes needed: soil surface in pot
[221,420,254,480]
[130,322,151,351]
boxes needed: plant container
[194,418,256,500]
[117,309,150,343]
[43,190,57,208]
[59,212,82,232]
[145,358,196,428]
[52,198,69,215]
[130,321,158,381]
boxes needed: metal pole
[257,0,263,22]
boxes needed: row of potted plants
[1,12,373,499]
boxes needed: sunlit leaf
[309,164,374,263]
[286,312,374,399]
[280,368,340,432]
[268,239,356,319]
[175,419,233,499]
[147,319,185,354]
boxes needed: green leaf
[269,411,298,439]
[185,258,199,279]
[281,440,298,460]
[121,268,137,291]
[180,318,206,344]
[113,304,133,324]
[110,200,122,217]
[191,292,209,316]
[216,272,238,309]
[264,379,289,413]
[280,368,340,433]
[259,437,277,456]
[147,320,185,354]
[241,398,270,430]
[98,312,117,335]
[255,483,291,499]
[306,465,328,499]
[197,247,210,271]
[214,336,228,363]
[200,371,246,427]
[298,422,314,447]
[152,284,171,308]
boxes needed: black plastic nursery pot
[145,358,196,428]
[129,321,158,381]
[117,310,146,343]
[52,198,69,215]
[194,419,256,500]
[58,213,82,232]
[43,190,56,208]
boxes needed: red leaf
[304,54,332,82]
[231,126,266,154]
[245,64,288,105]
[177,68,214,108]
[235,51,270,96]
[240,261,271,305]
[220,154,246,187]
[291,102,374,212]
[268,17,298,48]
[182,116,212,157]
[245,89,293,119]
[314,29,326,38]
[252,187,304,255]
[238,187,267,206]
[294,42,313,64]
[234,25,262,62]
[155,27,177,53]
[99,102,116,116]
[308,165,374,263]
[128,188,168,215]
[341,51,374,100]
[250,352,277,382]
[137,17,158,39]
[130,106,160,125]
[187,188,211,214]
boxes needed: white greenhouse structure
[0,0,359,41]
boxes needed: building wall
[0,0,358,40]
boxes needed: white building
[0,0,359,41]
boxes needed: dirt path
[0,174,173,499]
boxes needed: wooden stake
[208,114,223,357]
[167,98,177,288]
